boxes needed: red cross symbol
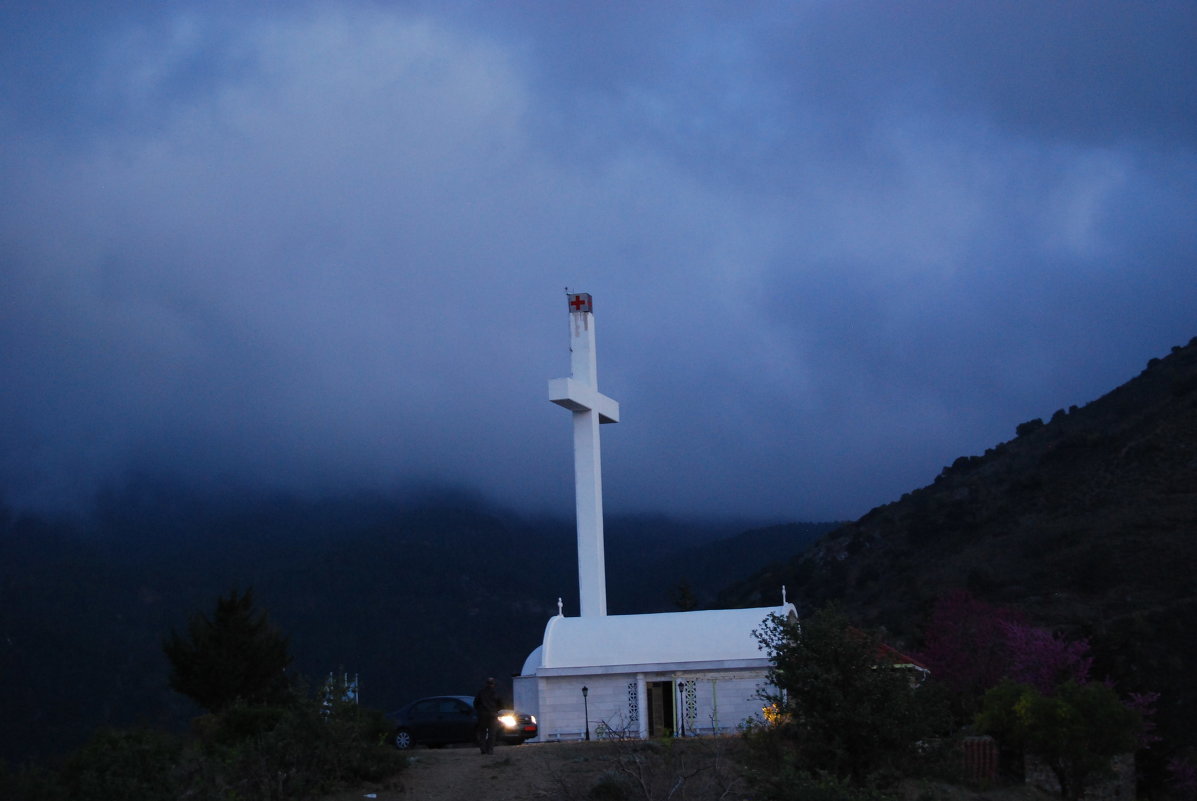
[568,293,592,313]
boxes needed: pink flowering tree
[924,590,1159,791]
[920,590,1094,699]
[918,589,1021,701]
[1000,619,1093,694]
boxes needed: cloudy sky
[2,1,1194,522]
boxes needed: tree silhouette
[755,606,947,782]
[163,588,293,712]
[669,579,698,611]
[978,680,1140,801]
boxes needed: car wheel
[393,729,414,750]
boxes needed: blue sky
[2,1,1195,521]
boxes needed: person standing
[473,677,503,754]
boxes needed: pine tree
[163,588,293,712]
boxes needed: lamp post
[677,682,686,737]
[581,686,590,741]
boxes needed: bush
[753,607,950,785]
[0,761,68,801]
[190,699,405,800]
[976,680,1141,801]
[198,702,291,746]
[588,769,632,800]
[568,733,745,801]
[739,737,896,801]
[1016,418,1045,437]
[10,697,405,801]
[60,728,185,801]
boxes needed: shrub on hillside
[752,606,950,787]
[189,698,404,800]
[59,728,186,801]
[1016,418,1045,436]
[976,680,1141,801]
[3,698,404,801]
[737,742,896,801]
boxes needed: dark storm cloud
[1,1,1194,520]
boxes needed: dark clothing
[474,684,503,754]
[474,684,501,718]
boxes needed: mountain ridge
[4,337,1194,763]
[0,488,817,764]
[721,334,1197,750]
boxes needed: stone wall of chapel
[512,675,539,723]
[526,670,770,742]
[535,675,626,740]
[678,674,767,735]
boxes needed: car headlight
[498,714,517,729]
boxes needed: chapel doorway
[646,681,675,737]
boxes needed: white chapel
[512,293,796,741]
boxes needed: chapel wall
[512,675,539,722]
[679,674,768,735]
[529,670,771,742]
[535,674,632,741]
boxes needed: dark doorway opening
[646,681,675,737]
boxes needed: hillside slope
[722,335,1197,747]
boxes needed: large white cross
[549,293,619,617]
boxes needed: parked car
[387,695,538,749]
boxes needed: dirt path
[327,740,626,801]
[326,739,1052,801]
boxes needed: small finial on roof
[782,585,787,605]
[557,597,564,617]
